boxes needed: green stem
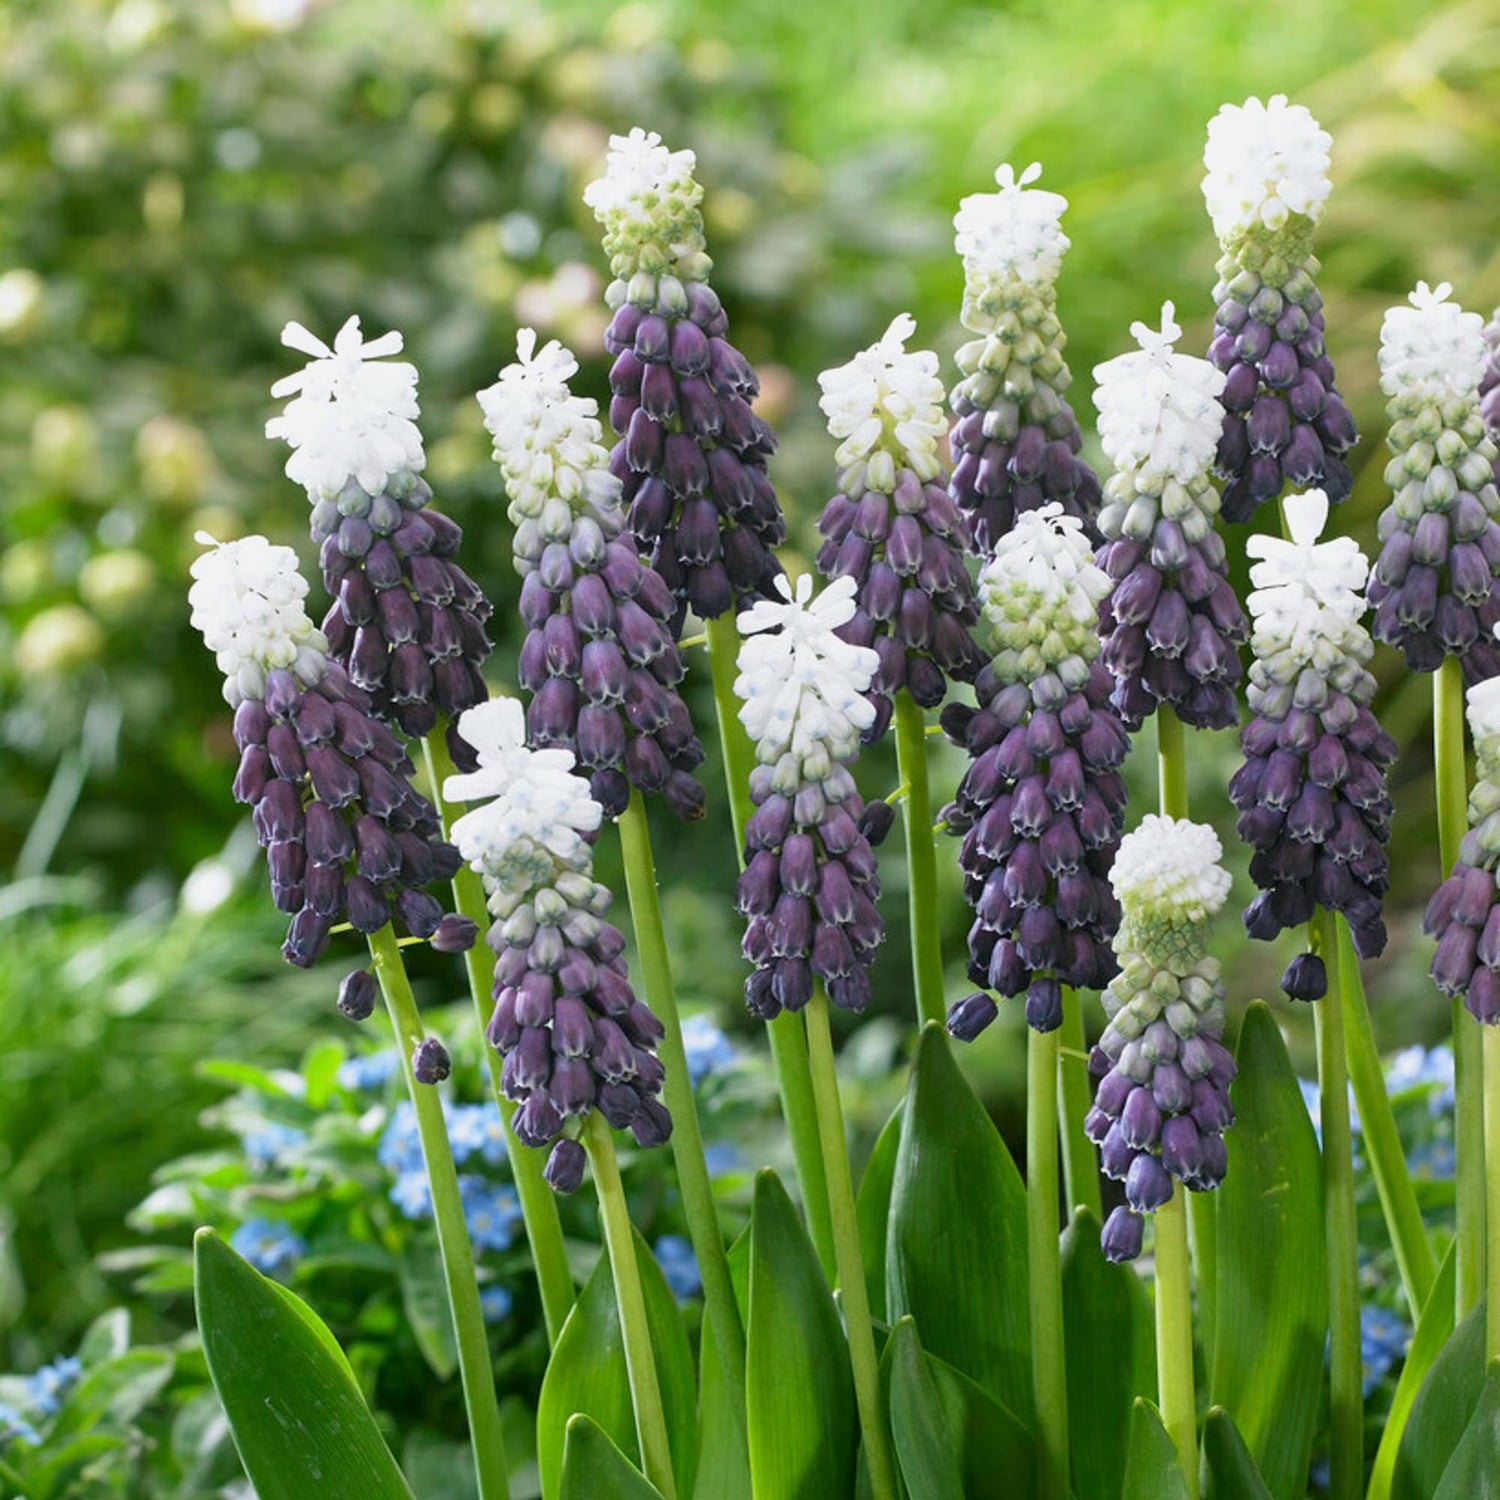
[422,734,576,1346]
[585,1113,678,1500]
[1027,1025,1070,1500]
[1154,1193,1198,1500]
[1487,1022,1500,1363]
[803,991,900,1500]
[893,691,946,1027]
[617,788,748,1433]
[1156,706,1188,821]
[1057,987,1103,1220]
[1335,920,1437,1316]
[704,611,837,1278]
[1315,911,1362,1500]
[367,925,510,1500]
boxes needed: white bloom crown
[953,162,1070,285]
[1202,94,1332,241]
[1112,814,1232,923]
[1245,488,1369,649]
[1379,282,1488,405]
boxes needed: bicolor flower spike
[445,698,672,1186]
[1369,283,1500,683]
[268,316,493,759]
[734,574,887,1017]
[948,163,1101,554]
[190,533,465,970]
[940,505,1130,1038]
[1086,814,1237,1263]
[1093,305,1248,730]
[591,128,786,627]
[1202,95,1356,521]
[478,331,706,819]
[815,315,984,741]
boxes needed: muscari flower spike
[1202,95,1357,521]
[814,314,984,741]
[1480,307,1500,451]
[948,163,1101,553]
[1093,303,1248,730]
[734,574,887,1017]
[588,128,787,630]
[189,533,466,970]
[1232,489,1395,992]
[939,504,1130,1038]
[268,316,493,767]
[478,330,706,820]
[1085,814,1237,1263]
[445,697,672,1187]
[1368,283,1500,683]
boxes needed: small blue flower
[0,1400,40,1447]
[389,1171,433,1221]
[377,1102,425,1177]
[459,1176,522,1254]
[22,1356,82,1419]
[654,1234,702,1302]
[480,1285,514,1324]
[231,1218,307,1277]
[703,1143,740,1179]
[449,1104,510,1168]
[681,1013,737,1088]
[338,1048,402,1093]
[1385,1044,1455,1115]
[1360,1304,1410,1397]
[240,1122,306,1170]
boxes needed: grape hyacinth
[477,329,706,819]
[1202,95,1357,521]
[1093,304,1248,729]
[443,698,671,1186]
[814,314,984,741]
[267,316,492,763]
[1368,283,1500,682]
[733,574,886,1017]
[588,128,785,629]
[1232,489,1394,992]
[948,163,1101,554]
[1085,815,1236,1263]
[189,533,464,969]
[939,504,1129,1038]
[1480,308,1500,450]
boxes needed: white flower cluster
[953,162,1070,287]
[1378,282,1488,406]
[445,699,603,906]
[266,317,425,500]
[1201,94,1332,241]
[583,127,708,285]
[977,503,1110,682]
[736,574,878,776]
[476,329,622,534]
[583,126,700,226]
[1112,814,1232,924]
[1093,303,1227,485]
[189,532,328,705]
[817,314,948,487]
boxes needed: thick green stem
[1315,912,1362,1500]
[1154,1194,1198,1500]
[1028,1026,1070,1500]
[704,611,836,1278]
[1487,1023,1500,1362]
[584,1113,678,1499]
[617,788,748,1433]
[803,991,899,1500]
[367,925,510,1500]
[1057,987,1103,1221]
[422,734,576,1346]
[1156,706,1189,821]
[893,691,946,1027]
[1335,920,1437,1316]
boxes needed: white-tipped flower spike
[1092,304,1247,731]
[189,532,328,705]
[948,162,1101,554]
[1480,308,1500,444]
[1088,811,1236,1262]
[1201,95,1332,241]
[1369,282,1500,682]
[584,128,708,285]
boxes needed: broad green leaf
[399,1226,459,1380]
[536,1228,696,1500]
[1433,1360,1500,1499]
[50,1350,173,1436]
[747,1168,856,1500]
[1060,1206,1155,1500]
[694,1301,751,1500]
[1122,1398,1190,1500]
[886,1023,1030,1422]
[855,1100,902,1324]
[1201,1408,1275,1500]
[1392,1297,1487,1500]
[1208,1001,1326,1500]
[1369,1242,1456,1500]
[77,1307,130,1365]
[192,1229,414,1500]
[561,1414,666,1500]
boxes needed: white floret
[1202,94,1332,240]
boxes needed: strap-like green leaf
[855,1100,902,1324]
[1121,1398,1190,1500]
[560,1414,666,1500]
[1433,1359,1500,1499]
[1208,1001,1326,1500]
[886,1024,1031,1421]
[1201,1407,1275,1500]
[694,1301,751,1500]
[193,1228,415,1500]
[747,1168,856,1499]
[1392,1296,1487,1500]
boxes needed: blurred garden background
[1,0,1497,1490]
